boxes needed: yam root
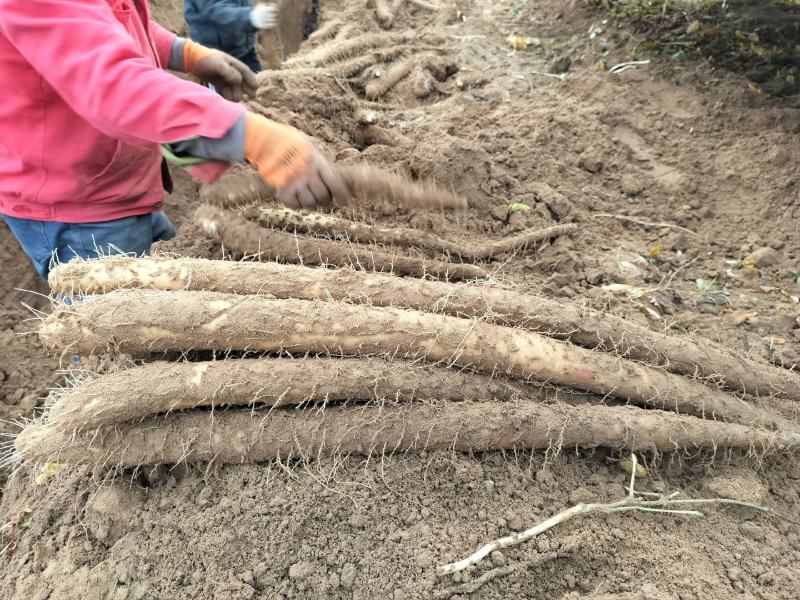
[49,257,800,402]
[247,206,576,259]
[47,357,559,431]
[365,55,418,99]
[39,289,795,431]
[374,0,397,29]
[199,170,272,208]
[199,166,468,211]
[17,402,799,467]
[286,32,413,68]
[195,205,487,280]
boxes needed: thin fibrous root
[200,170,271,208]
[38,289,795,430]
[365,54,419,99]
[338,163,467,210]
[195,205,487,280]
[46,357,558,431]
[246,206,576,259]
[199,167,468,211]
[17,402,800,468]
[49,257,800,402]
[435,453,800,577]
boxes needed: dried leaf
[686,20,700,34]
[648,244,662,259]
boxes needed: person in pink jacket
[0,0,343,279]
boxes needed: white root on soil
[46,357,561,431]
[246,206,576,259]
[48,257,800,402]
[196,205,488,280]
[16,403,799,468]
[37,289,796,430]
[435,454,800,576]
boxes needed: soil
[1,0,799,598]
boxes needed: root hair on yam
[37,289,798,431]
[199,166,468,211]
[48,256,800,402]
[16,402,799,468]
[195,205,487,280]
[45,357,561,431]
[246,205,576,260]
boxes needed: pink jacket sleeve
[149,20,177,69]
[0,0,243,145]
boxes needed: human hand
[190,51,258,101]
[243,113,346,210]
[249,4,277,29]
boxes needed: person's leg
[2,215,63,279]
[2,212,176,280]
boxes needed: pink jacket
[0,0,243,223]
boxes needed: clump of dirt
[1,0,800,597]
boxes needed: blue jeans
[2,212,176,280]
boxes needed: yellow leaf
[506,36,530,51]
[649,244,662,259]
[507,202,531,214]
[741,257,757,269]
[618,458,648,478]
[746,83,763,96]
[598,59,607,72]
[35,463,65,485]
[686,20,700,34]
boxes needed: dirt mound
[1,0,800,598]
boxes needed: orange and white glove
[183,40,258,102]
[243,113,346,210]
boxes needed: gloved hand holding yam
[243,113,346,210]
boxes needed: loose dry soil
[1,0,799,598]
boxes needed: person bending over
[0,0,343,280]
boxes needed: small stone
[478,509,487,521]
[578,154,604,174]
[609,528,626,539]
[288,561,314,580]
[393,589,407,600]
[491,551,507,567]
[747,246,779,268]
[535,469,555,486]
[421,508,431,519]
[483,480,495,492]
[738,521,765,542]
[621,175,644,197]
[8,388,25,406]
[239,571,254,586]
[549,55,571,74]
[328,573,340,589]
[341,563,356,590]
